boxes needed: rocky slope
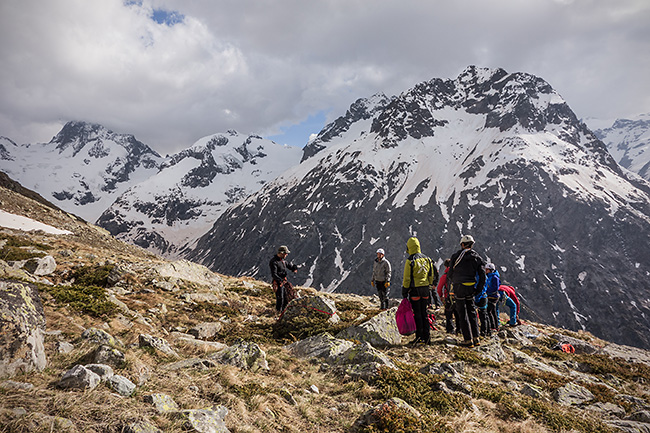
[188,66,650,352]
[1,180,650,433]
[0,121,162,222]
[590,114,650,181]
[96,130,302,257]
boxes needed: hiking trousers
[475,297,490,336]
[505,296,518,325]
[375,281,389,310]
[410,296,430,343]
[487,296,499,331]
[455,296,479,342]
[444,296,459,333]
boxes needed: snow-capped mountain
[0,121,162,222]
[96,131,302,256]
[589,114,650,181]
[188,66,650,350]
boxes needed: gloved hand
[371,281,374,287]
[385,282,390,287]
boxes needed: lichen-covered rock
[508,347,562,375]
[474,339,507,363]
[93,344,126,368]
[286,333,354,363]
[336,342,395,369]
[138,334,179,358]
[177,405,230,433]
[279,295,340,325]
[553,382,594,406]
[209,339,269,372]
[84,363,114,381]
[144,393,180,413]
[336,307,401,346]
[109,374,136,396]
[81,328,123,347]
[189,322,223,340]
[155,260,224,291]
[122,420,162,433]
[0,279,47,378]
[57,365,101,390]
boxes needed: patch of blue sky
[267,111,328,148]
[151,8,184,26]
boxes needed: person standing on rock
[485,263,501,332]
[402,237,438,345]
[447,235,486,348]
[269,245,298,314]
[371,248,392,310]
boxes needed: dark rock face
[187,66,650,351]
[0,280,47,377]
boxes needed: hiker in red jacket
[498,284,520,326]
[436,259,459,334]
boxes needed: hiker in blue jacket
[485,263,501,332]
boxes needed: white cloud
[1,0,649,154]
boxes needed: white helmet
[376,248,385,255]
[460,234,475,244]
[485,263,496,271]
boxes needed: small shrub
[522,398,617,433]
[359,404,428,433]
[0,234,49,261]
[272,313,336,342]
[40,284,117,318]
[574,354,650,382]
[472,382,508,403]
[496,398,528,420]
[373,366,471,416]
[70,264,115,287]
[518,368,570,393]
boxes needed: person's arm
[270,259,281,282]
[287,261,298,273]
[385,260,392,282]
[402,260,411,298]
[436,273,447,298]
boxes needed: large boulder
[0,280,47,377]
[139,334,179,358]
[553,382,595,406]
[336,307,401,346]
[279,295,340,325]
[209,339,269,372]
[57,365,101,390]
[286,333,354,363]
[22,256,57,276]
[155,260,224,291]
[177,406,230,433]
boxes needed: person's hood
[406,237,421,255]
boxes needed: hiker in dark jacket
[402,237,438,345]
[269,245,298,313]
[371,248,392,310]
[447,235,486,348]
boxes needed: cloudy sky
[1,0,649,154]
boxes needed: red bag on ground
[396,298,416,335]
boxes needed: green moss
[472,382,508,403]
[518,368,570,393]
[574,354,650,382]
[373,366,471,416]
[40,284,117,318]
[69,264,114,288]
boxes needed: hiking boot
[473,338,481,346]
[409,337,422,347]
[459,340,474,348]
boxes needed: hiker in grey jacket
[372,248,392,309]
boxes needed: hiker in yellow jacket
[402,237,438,345]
